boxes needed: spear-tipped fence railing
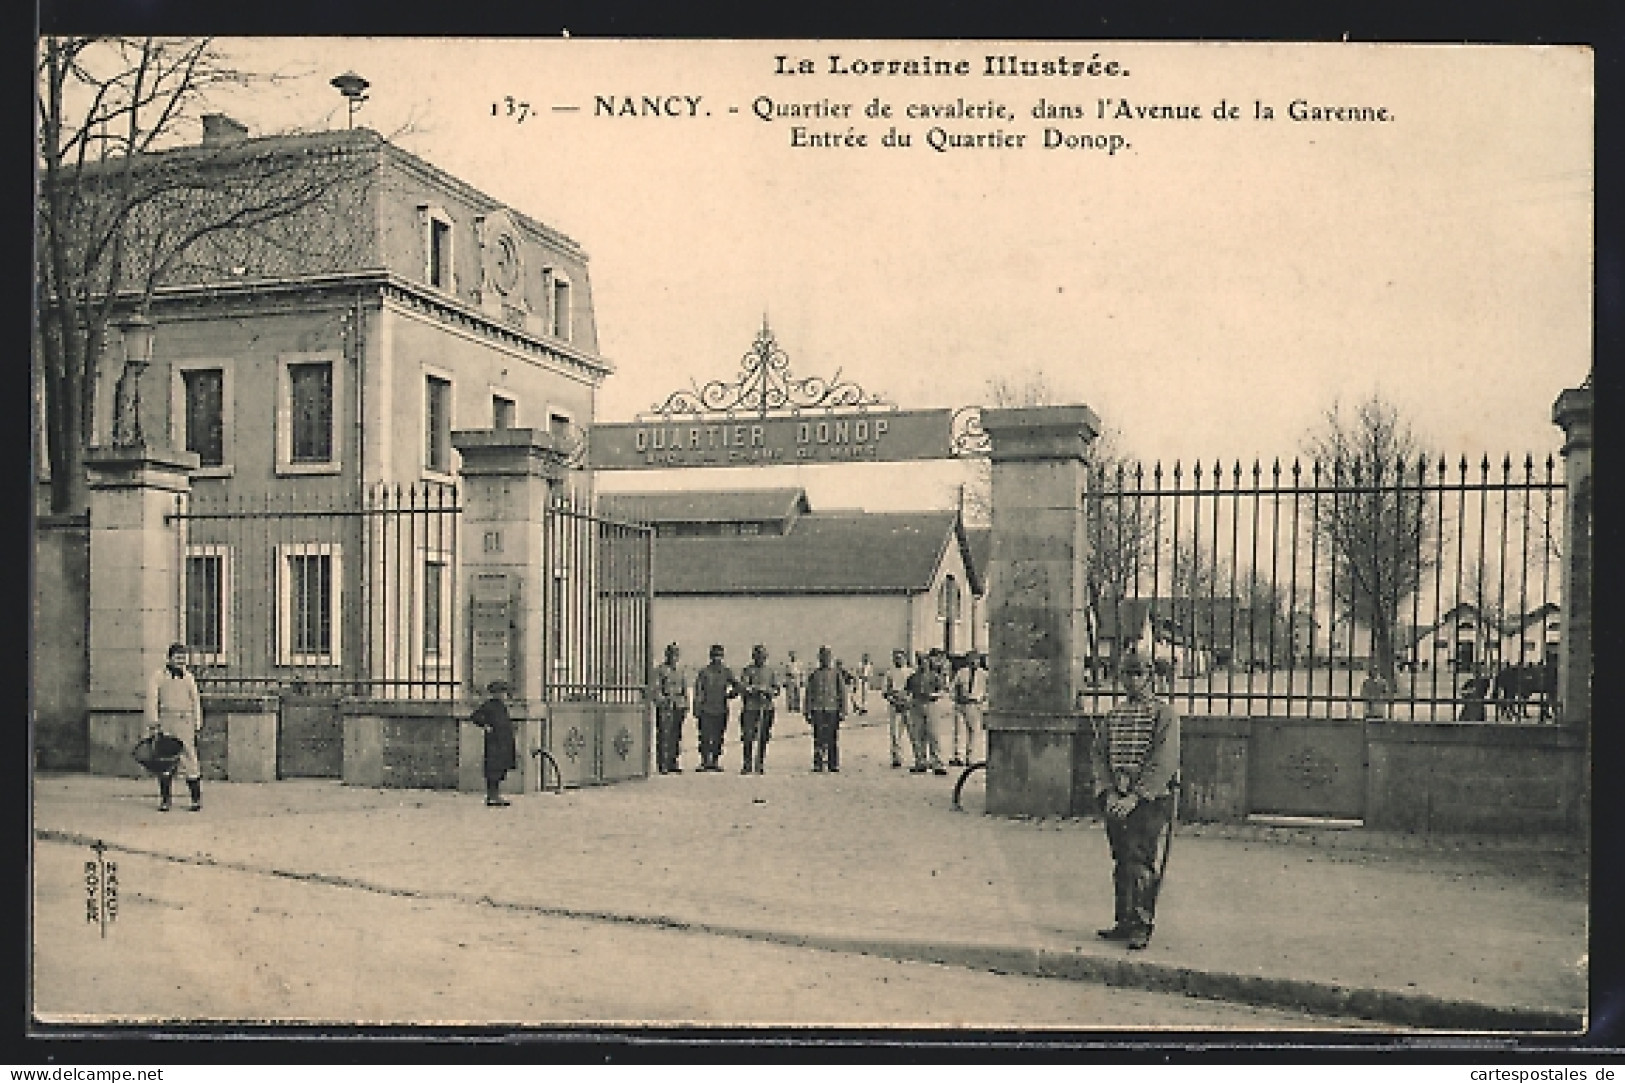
[168,481,462,700]
[1079,453,1563,722]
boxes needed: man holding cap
[1088,651,1181,950]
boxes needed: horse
[1493,663,1557,720]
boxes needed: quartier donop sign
[588,408,957,470]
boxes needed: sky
[207,39,1592,511]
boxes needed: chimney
[201,114,249,146]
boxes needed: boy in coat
[471,680,518,806]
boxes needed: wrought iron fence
[169,482,461,699]
[1078,454,1564,722]
[540,494,653,704]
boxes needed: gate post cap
[452,428,568,477]
[980,405,1100,462]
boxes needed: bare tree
[36,37,377,513]
[1303,394,1436,680]
[958,367,1066,526]
[960,369,1158,633]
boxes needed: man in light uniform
[951,652,988,766]
[783,650,804,714]
[146,642,204,812]
[881,649,914,769]
[907,648,950,775]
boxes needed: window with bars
[183,546,230,662]
[181,369,225,467]
[426,374,452,473]
[289,362,334,464]
[277,544,342,666]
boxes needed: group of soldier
[647,642,991,777]
[647,639,1179,951]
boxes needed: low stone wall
[342,701,461,789]
[987,711,1588,837]
[1364,721,1587,835]
[33,515,89,770]
[1178,715,1251,822]
[199,695,278,782]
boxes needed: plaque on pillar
[470,572,515,694]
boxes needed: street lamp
[331,71,370,129]
[111,311,155,447]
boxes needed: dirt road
[34,839,1372,1029]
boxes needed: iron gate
[538,495,654,784]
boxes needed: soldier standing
[1089,652,1181,951]
[739,644,781,774]
[651,643,690,774]
[784,650,804,714]
[692,644,739,772]
[882,649,914,769]
[803,646,846,773]
[857,653,875,714]
[951,651,988,766]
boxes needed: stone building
[34,116,612,773]
[598,487,986,672]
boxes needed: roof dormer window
[420,205,455,292]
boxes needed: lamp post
[331,71,370,129]
[111,311,155,447]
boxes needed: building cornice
[378,277,611,382]
[106,271,613,382]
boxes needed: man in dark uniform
[803,645,846,773]
[739,644,781,774]
[1088,652,1181,950]
[470,680,517,807]
[651,643,689,773]
[692,644,739,772]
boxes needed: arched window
[938,575,961,622]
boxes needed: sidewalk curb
[666,927,1582,1033]
[37,828,1582,1033]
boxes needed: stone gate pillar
[84,443,199,776]
[451,428,567,793]
[1552,379,1592,726]
[981,405,1101,816]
